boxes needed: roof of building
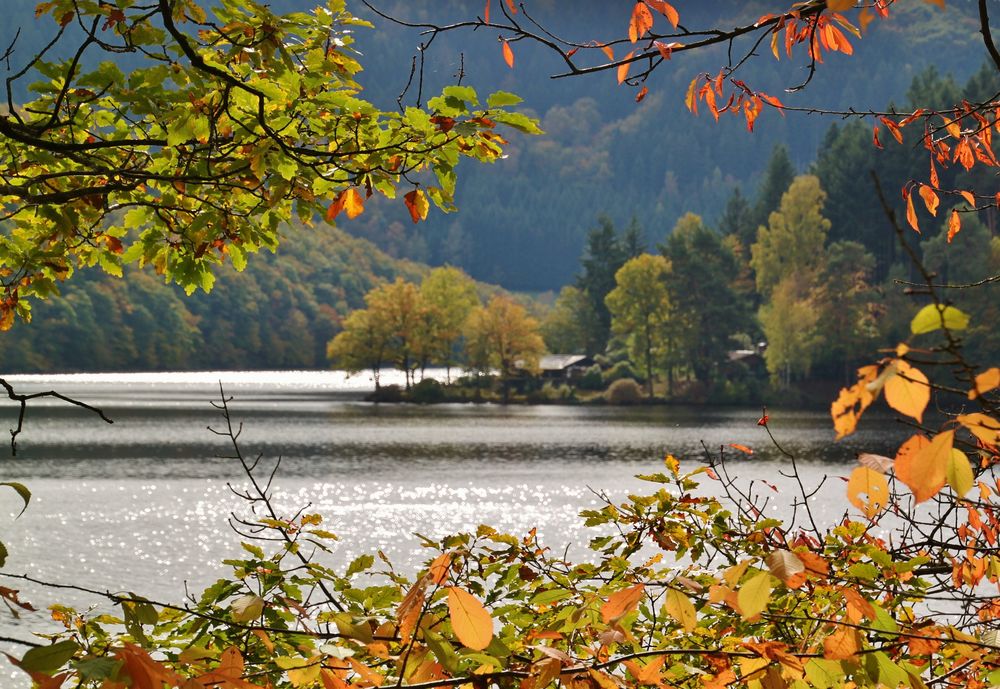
[539,354,593,371]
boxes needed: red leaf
[483,0,490,23]
[872,125,883,149]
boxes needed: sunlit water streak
[0,370,913,685]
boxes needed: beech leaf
[664,588,697,631]
[884,363,930,423]
[446,587,493,650]
[899,430,954,503]
[910,304,969,335]
[601,583,645,623]
[736,572,773,620]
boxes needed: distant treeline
[0,224,423,372]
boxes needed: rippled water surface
[0,370,912,674]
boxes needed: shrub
[605,377,643,405]
[602,360,640,385]
[577,364,604,390]
[409,378,446,403]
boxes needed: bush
[409,378,446,403]
[604,377,643,405]
[577,364,604,390]
[602,360,640,385]
[368,384,403,402]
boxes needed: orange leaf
[404,189,429,224]
[893,434,931,490]
[948,209,961,243]
[929,158,940,187]
[617,52,633,84]
[905,190,919,233]
[880,116,903,144]
[872,125,883,149]
[884,362,930,423]
[599,43,613,61]
[635,86,648,103]
[899,430,954,503]
[918,184,939,216]
[504,0,517,13]
[483,0,490,23]
[628,2,654,43]
[957,413,1000,446]
[729,443,753,455]
[325,191,347,223]
[344,188,364,219]
[397,577,428,644]
[960,190,976,207]
[502,39,514,68]
[846,466,888,518]
[601,583,645,623]
[447,587,493,650]
[969,368,1000,399]
[645,0,678,27]
[823,628,859,660]
[943,117,962,139]
[654,41,681,60]
[428,552,452,585]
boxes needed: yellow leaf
[664,588,697,632]
[946,449,973,497]
[899,430,954,503]
[846,467,888,518]
[601,583,645,623]
[884,362,930,423]
[736,572,773,620]
[957,413,1000,446]
[910,303,970,334]
[344,188,364,219]
[446,587,493,651]
[943,117,962,139]
[969,368,1000,399]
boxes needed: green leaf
[346,554,374,577]
[1,482,30,517]
[230,594,265,623]
[20,640,79,674]
[487,91,523,107]
[736,571,773,620]
[910,304,970,335]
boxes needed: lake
[0,370,911,666]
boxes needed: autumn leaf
[664,588,697,631]
[628,2,654,43]
[502,39,514,68]
[823,627,859,660]
[910,303,969,335]
[946,449,974,496]
[957,413,1000,446]
[325,191,347,222]
[857,453,893,473]
[483,0,490,23]
[960,190,976,207]
[645,0,679,27]
[948,209,961,242]
[685,77,699,113]
[968,368,1000,399]
[826,0,855,10]
[635,86,648,103]
[736,572,772,620]
[397,577,428,644]
[601,583,645,623]
[404,189,429,224]
[918,184,939,216]
[617,52,634,84]
[765,550,805,585]
[884,362,930,423]
[344,188,364,219]
[847,466,889,518]
[905,189,919,232]
[729,443,753,455]
[447,587,493,650]
[898,430,954,503]
[893,434,931,490]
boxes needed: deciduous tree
[464,295,544,402]
[605,253,671,399]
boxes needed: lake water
[0,369,912,676]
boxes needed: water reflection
[0,370,912,681]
